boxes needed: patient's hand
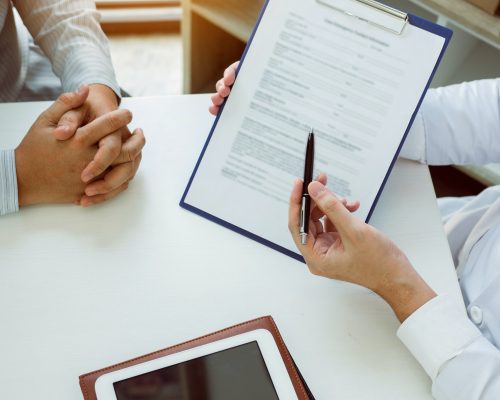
[15,87,142,207]
[209,61,240,115]
[53,84,145,206]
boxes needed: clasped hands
[15,84,145,207]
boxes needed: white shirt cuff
[399,110,427,163]
[0,149,19,216]
[397,294,481,380]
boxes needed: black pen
[300,130,315,245]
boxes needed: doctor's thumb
[308,182,355,235]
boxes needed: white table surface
[0,95,463,400]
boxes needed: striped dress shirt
[0,0,120,216]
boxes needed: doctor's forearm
[375,264,436,323]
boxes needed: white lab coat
[398,78,500,399]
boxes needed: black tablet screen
[113,341,280,400]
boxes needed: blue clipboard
[180,0,453,264]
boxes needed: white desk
[0,95,462,400]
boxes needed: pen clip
[300,197,307,234]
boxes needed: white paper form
[184,0,446,255]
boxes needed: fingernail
[308,181,326,197]
[86,188,98,196]
[81,198,92,208]
[82,172,93,183]
[55,126,68,133]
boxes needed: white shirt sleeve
[12,0,120,97]
[400,78,500,166]
[398,295,500,400]
[399,108,427,163]
[0,149,19,216]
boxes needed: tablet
[94,329,299,400]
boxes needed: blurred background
[100,0,499,196]
[100,0,182,96]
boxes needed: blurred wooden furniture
[98,0,181,34]
[182,0,264,93]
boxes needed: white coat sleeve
[398,295,500,400]
[400,78,500,166]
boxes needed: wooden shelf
[100,6,181,23]
[190,0,264,42]
[182,0,264,93]
[97,0,181,33]
[97,0,179,7]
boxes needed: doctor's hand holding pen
[289,178,436,323]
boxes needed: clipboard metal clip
[316,0,409,35]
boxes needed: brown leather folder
[79,316,314,400]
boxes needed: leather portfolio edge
[79,316,312,400]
